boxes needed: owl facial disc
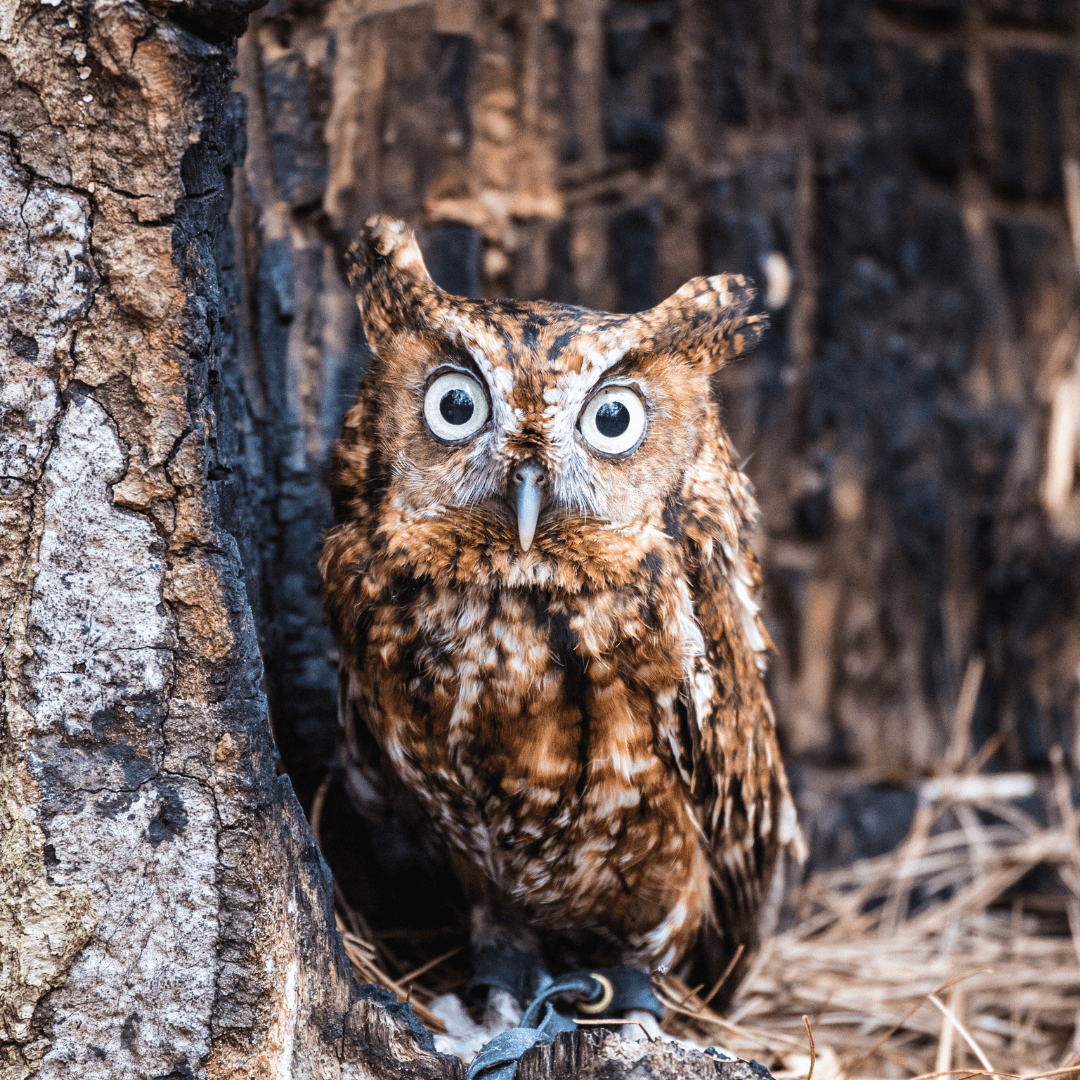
[511,461,546,551]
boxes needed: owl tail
[345,215,443,351]
[631,275,769,373]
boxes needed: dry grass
[316,746,1080,1078]
[655,752,1080,1078]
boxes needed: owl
[320,216,804,1005]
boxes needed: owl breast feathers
[320,216,804,988]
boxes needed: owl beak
[511,461,546,552]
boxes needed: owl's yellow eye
[579,385,646,456]
[423,370,490,442]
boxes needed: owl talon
[620,1008,662,1041]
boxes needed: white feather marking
[591,743,653,782]
[693,668,714,730]
[722,546,767,673]
[674,577,706,660]
[645,901,688,953]
[589,785,644,816]
[729,569,764,650]
[706,276,733,305]
[779,792,807,861]
[525,788,560,807]
[684,799,708,840]
[667,730,691,785]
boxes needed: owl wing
[661,443,804,990]
[337,664,392,820]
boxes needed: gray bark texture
[0,2,750,1078]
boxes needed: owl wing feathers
[656,442,804,987]
[338,665,391,820]
[331,550,446,845]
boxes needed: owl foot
[430,944,549,1066]
[462,967,666,1079]
[620,1007,662,1041]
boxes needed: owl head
[340,216,765,578]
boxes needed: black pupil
[440,387,474,426]
[596,400,630,438]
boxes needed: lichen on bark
[0,46,98,1067]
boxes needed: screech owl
[320,216,804,999]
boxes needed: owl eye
[579,385,647,456]
[423,370,490,442]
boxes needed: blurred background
[217,0,1080,870]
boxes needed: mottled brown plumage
[320,216,803,990]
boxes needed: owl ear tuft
[357,215,430,277]
[345,216,440,350]
[634,273,768,372]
